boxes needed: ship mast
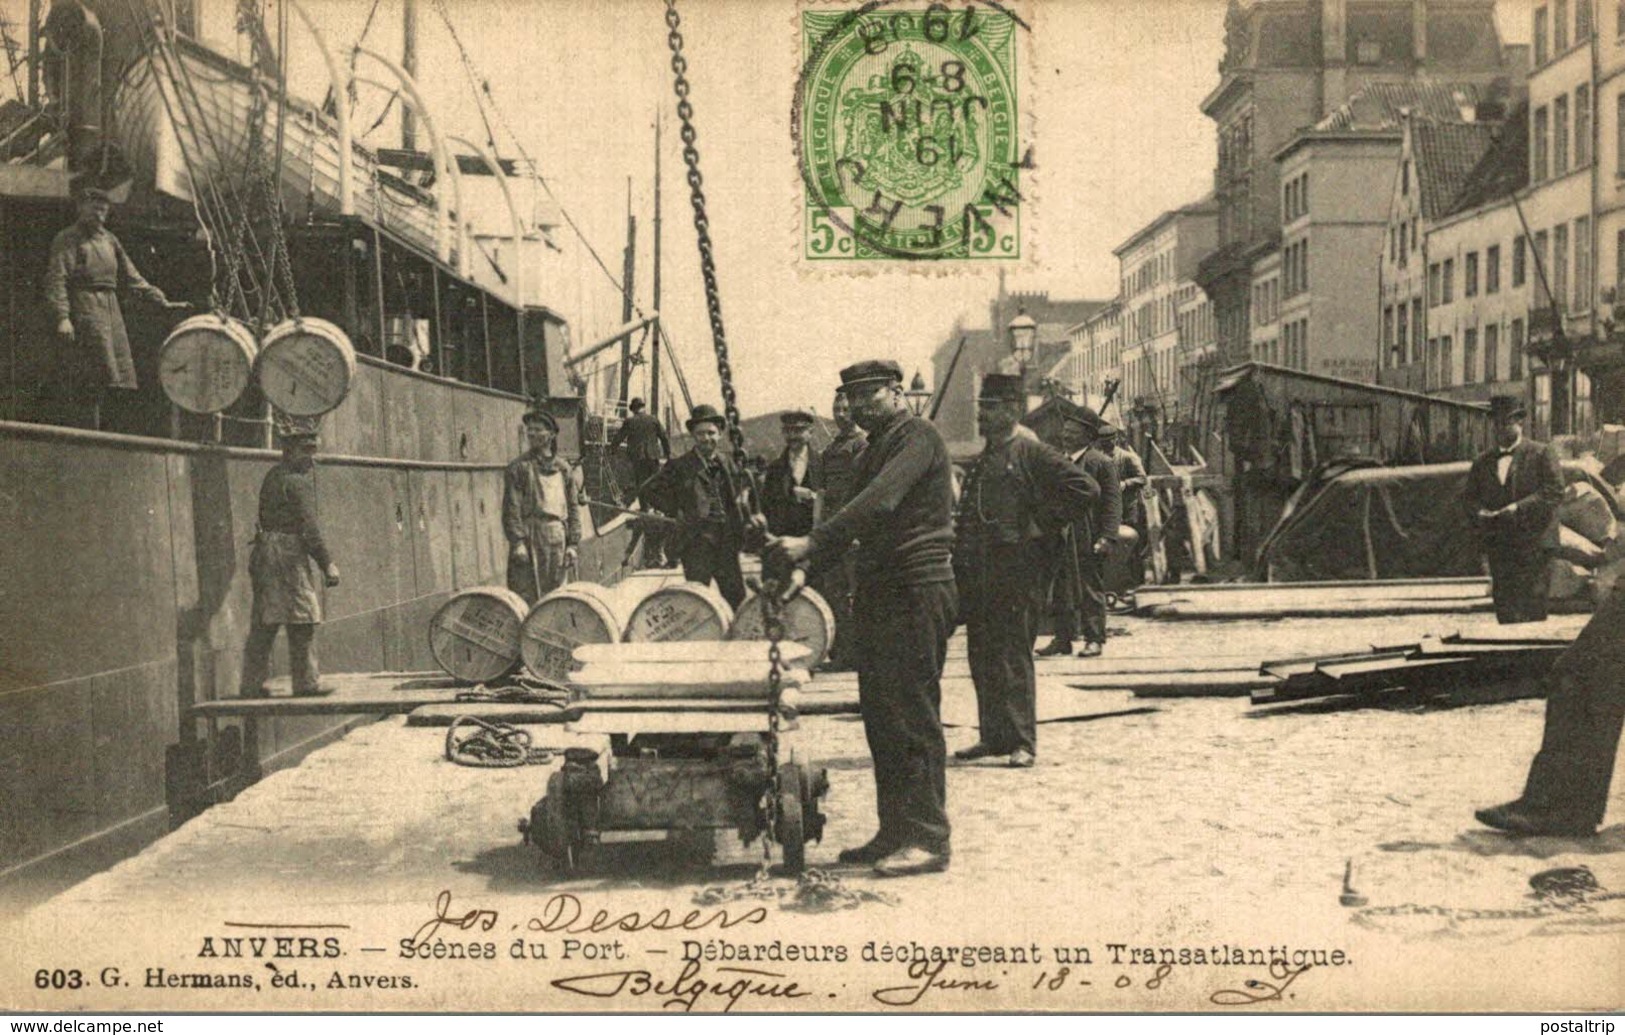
[617,179,636,407]
[401,0,416,150]
[651,114,662,423]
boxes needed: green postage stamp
[795,2,1029,266]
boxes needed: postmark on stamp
[794,1,1030,267]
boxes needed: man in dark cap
[241,421,340,697]
[644,404,762,608]
[1099,424,1150,581]
[954,373,1098,768]
[1037,402,1121,659]
[503,408,582,604]
[769,359,957,877]
[1463,395,1564,624]
[610,397,672,566]
[762,407,824,537]
[44,184,188,429]
[812,389,867,670]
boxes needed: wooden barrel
[520,582,628,681]
[624,582,735,643]
[158,314,257,414]
[428,586,529,683]
[729,587,836,667]
[256,316,357,417]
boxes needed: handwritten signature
[1210,962,1314,1006]
[550,958,810,1011]
[405,890,769,950]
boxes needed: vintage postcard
[2,0,1623,1017]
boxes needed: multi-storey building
[1112,198,1220,445]
[1378,107,1529,402]
[1056,299,1124,414]
[1198,0,1517,371]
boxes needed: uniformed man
[811,390,866,670]
[240,422,340,698]
[644,403,762,608]
[770,360,956,877]
[44,185,188,429]
[1037,403,1121,659]
[761,407,823,537]
[610,397,672,568]
[953,374,1098,768]
[1463,396,1565,624]
[503,408,582,605]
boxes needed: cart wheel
[538,770,579,871]
[1106,590,1137,615]
[775,763,806,875]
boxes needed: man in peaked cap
[1036,400,1121,659]
[45,180,188,429]
[610,397,672,567]
[643,403,763,608]
[503,407,583,605]
[240,418,340,697]
[762,407,824,537]
[954,373,1097,769]
[1463,395,1563,624]
[769,358,958,877]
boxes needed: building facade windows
[1535,105,1549,181]
[1384,304,1396,365]
[1555,223,1569,311]
[1581,0,1594,39]
[1487,244,1501,293]
[1466,252,1479,297]
[1514,236,1527,286]
[1412,298,1423,363]
[1464,326,1479,384]
[1443,258,1454,303]
[1486,323,1500,384]
[1429,262,1442,306]
[1536,5,1550,63]
[1442,334,1454,388]
[1511,317,1525,379]
[1577,84,1591,167]
[1558,0,1571,51]
[1536,230,1551,305]
[1556,94,1570,175]
[1576,216,1592,312]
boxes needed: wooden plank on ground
[192,672,473,718]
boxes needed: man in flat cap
[610,397,672,567]
[503,408,582,604]
[45,183,188,429]
[812,389,867,670]
[241,419,340,697]
[1037,402,1120,659]
[762,407,824,537]
[770,359,957,877]
[1463,395,1563,624]
[644,404,762,608]
[954,373,1098,768]
[1099,424,1150,583]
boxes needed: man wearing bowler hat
[504,407,582,605]
[44,183,188,429]
[610,397,672,567]
[762,407,824,537]
[954,373,1098,768]
[1463,395,1564,624]
[240,419,340,698]
[644,403,762,608]
[769,359,957,876]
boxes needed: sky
[2,0,1531,418]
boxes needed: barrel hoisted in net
[520,582,629,681]
[624,581,734,643]
[729,587,836,667]
[429,586,529,683]
[159,314,257,414]
[256,317,356,417]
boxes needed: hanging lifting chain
[666,0,791,876]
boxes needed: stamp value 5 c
[795,2,1029,266]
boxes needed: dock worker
[240,421,340,698]
[1463,396,1564,624]
[610,397,672,567]
[44,184,188,429]
[1475,578,1625,839]
[769,359,957,877]
[1100,425,1149,581]
[953,373,1098,768]
[504,408,582,605]
[1036,402,1120,659]
[811,389,867,670]
[644,403,763,609]
[762,407,823,537]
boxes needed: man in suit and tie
[611,397,672,567]
[643,404,763,608]
[762,407,824,537]
[1036,402,1121,659]
[1463,395,1564,624]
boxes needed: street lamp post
[1007,307,1039,409]
[904,370,933,417]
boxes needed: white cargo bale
[624,582,734,642]
[1558,481,1617,545]
[520,582,628,681]
[1552,525,1608,569]
[429,587,528,683]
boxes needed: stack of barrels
[427,578,836,685]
